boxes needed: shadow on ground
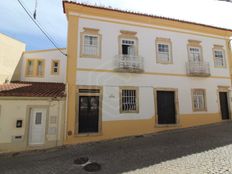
[0,121,232,174]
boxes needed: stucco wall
[0,98,65,152]
[75,17,232,120]
[0,33,25,83]
[20,49,67,83]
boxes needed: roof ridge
[63,1,232,32]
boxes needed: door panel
[29,108,47,145]
[78,96,99,134]
[219,92,230,120]
[157,91,176,124]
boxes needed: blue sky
[1,0,232,51]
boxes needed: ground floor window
[120,87,139,113]
[192,89,207,111]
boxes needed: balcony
[186,61,210,77]
[114,55,144,73]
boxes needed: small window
[192,89,207,111]
[35,112,42,125]
[120,87,139,113]
[51,60,60,75]
[121,39,136,56]
[189,47,202,62]
[213,49,226,68]
[26,60,34,76]
[37,60,44,77]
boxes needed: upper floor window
[192,89,207,112]
[26,59,34,76]
[213,45,226,68]
[37,60,45,77]
[121,39,136,56]
[80,28,101,58]
[120,87,139,113]
[119,30,138,56]
[156,38,172,64]
[187,40,203,62]
[25,59,45,77]
[51,60,60,75]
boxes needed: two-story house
[63,2,232,145]
[0,49,67,152]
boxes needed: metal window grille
[214,50,225,67]
[193,90,205,110]
[83,35,98,56]
[121,89,137,112]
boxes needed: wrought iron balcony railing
[186,61,210,77]
[114,55,144,73]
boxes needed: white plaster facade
[76,17,232,121]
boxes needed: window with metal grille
[214,50,225,67]
[189,47,201,62]
[121,89,138,112]
[157,43,170,63]
[192,89,206,111]
[83,35,98,56]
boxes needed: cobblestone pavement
[0,122,232,174]
[123,144,232,174]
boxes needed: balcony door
[188,47,202,62]
[121,39,136,56]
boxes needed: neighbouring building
[0,33,25,83]
[0,49,66,152]
[63,2,232,145]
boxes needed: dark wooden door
[157,91,176,124]
[219,92,230,120]
[78,96,99,133]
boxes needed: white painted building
[63,2,232,145]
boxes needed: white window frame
[119,87,139,113]
[188,46,202,62]
[120,38,137,56]
[213,48,226,68]
[156,43,172,64]
[192,89,207,112]
[80,28,101,58]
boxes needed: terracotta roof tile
[0,82,65,98]
[62,1,232,32]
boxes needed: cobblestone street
[1,122,232,174]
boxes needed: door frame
[154,88,180,127]
[217,86,231,120]
[75,85,103,136]
[26,105,49,147]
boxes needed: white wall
[75,17,232,121]
[20,49,67,83]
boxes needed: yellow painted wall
[0,33,25,83]
[65,113,222,145]
[0,98,66,152]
